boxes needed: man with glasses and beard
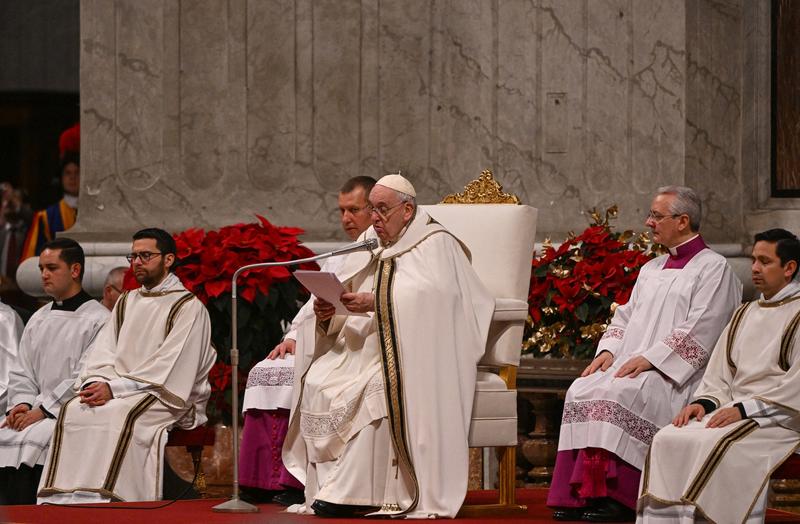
[0,238,107,504]
[37,228,215,503]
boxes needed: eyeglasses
[646,211,681,223]
[368,202,405,220]
[126,251,163,263]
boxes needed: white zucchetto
[376,173,416,198]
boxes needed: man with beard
[0,238,107,504]
[37,228,215,503]
[239,176,376,506]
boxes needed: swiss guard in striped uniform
[21,123,81,261]
[37,228,215,503]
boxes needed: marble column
[23,0,765,295]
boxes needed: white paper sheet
[292,270,368,316]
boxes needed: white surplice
[639,281,800,524]
[558,249,742,470]
[0,299,108,469]
[38,273,215,502]
[243,256,344,413]
[0,300,24,415]
[283,209,495,518]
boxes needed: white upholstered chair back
[421,204,537,367]
[421,171,537,515]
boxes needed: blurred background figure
[21,123,80,261]
[100,266,127,311]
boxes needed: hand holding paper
[340,292,375,314]
[294,271,369,316]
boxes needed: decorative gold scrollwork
[440,169,520,204]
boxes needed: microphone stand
[213,241,375,513]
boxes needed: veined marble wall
[76,0,751,243]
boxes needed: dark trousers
[0,464,43,505]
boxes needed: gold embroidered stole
[375,258,419,515]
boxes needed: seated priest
[283,174,495,518]
[0,297,25,415]
[0,238,108,504]
[547,186,743,522]
[639,229,800,524]
[37,228,216,503]
[239,175,376,505]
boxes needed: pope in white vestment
[37,229,215,503]
[283,174,494,519]
[0,300,25,414]
[548,187,742,521]
[239,176,376,502]
[639,229,800,524]
[0,239,108,505]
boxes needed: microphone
[324,237,379,258]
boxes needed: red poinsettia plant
[524,206,659,359]
[178,216,319,422]
[124,215,318,422]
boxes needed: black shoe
[581,498,635,522]
[310,499,379,518]
[552,507,586,521]
[272,488,304,506]
[239,486,276,504]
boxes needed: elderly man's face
[645,193,688,248]
[369,185,415,244]
[338,187,373,241]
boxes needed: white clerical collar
[760,277,800,304]
[667,234,700,256]
[63,194,78,208]
[142,272,181,294]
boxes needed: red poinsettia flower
[524,207,657,359]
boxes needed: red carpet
[3,490,800,523]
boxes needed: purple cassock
[238,355,303,492]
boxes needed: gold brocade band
[725,301,751,373]
[102,394,158,492]
[375,258,419,515]
[165,293,195,338]
[114,291,130,343]
[42,395,80,489]
[683,419,759,502]
[780,309,800,371]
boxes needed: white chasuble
[0,299,107,469]
[0,300,25,414]
[559,250,742,470]
[639,285,800,524]
[38,273,215,502]
[283,210,494,518]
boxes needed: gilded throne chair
[421,170,537,515]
